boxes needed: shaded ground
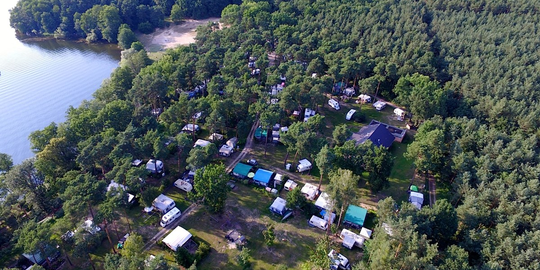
[137,18,221,52]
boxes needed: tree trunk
[318,172,323,190]
[61,245,73,266]
[39,245,51,267]
[125,209,132,232]
[337,205,345,228]
[264,129,268,157]
[374,81,381,98]
[88,203,95,220]
[88,252,96,270]
[284,152,289,167]
[104,220,117,254]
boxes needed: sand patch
[138,18,221,52]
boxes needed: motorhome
[160,207,182,227]
[173,179,193,192]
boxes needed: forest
[3,0,540,269]
[9,0,240,42]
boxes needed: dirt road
[225,118,260,173]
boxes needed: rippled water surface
[0,0,120,164]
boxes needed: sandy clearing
[137,18,221,52]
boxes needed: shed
[232,163,253,178]
[343,205,368,228]
[315,192,333,210]
[194,139,211,148]
[253,169,274,186]
[301,183,319,200]
[274,173,283,187]
[162,226,192,251]
[269,197,288,216]
[350,124,395,148]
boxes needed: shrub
[195,242,211,261]
[175,247,195,267]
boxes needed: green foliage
[120,233,144,258]
[237,247,252,270]
[175,247,194,268]
[286,187,307,210]
[332,124,351,146]
[262,223,275,246]
[189,164,229,213]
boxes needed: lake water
[0,0,121,164]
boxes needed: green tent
[343,205,368,227]
[232,163,253,178]
[410,185,419,192]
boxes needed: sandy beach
[138,18,221,52]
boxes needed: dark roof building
[350,124,395,148]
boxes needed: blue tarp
[253,169,273,185]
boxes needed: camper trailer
[328,99,341,110]
[153,194,176,214]
[146,159,164,174]
[160,207,182,227]
[346,109,356,121]
[297,159,312,173]
[309,215,328,230]
[174,179,193,192]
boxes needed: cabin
[350,124,395,148]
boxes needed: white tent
[162,226,192,251]
[314,192,333,210]
[360,227,373,239]
[194,139,211,148]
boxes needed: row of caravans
[152,194,182,227]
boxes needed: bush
[138,22,153,34]
[237,247,251,269]
[175,247,195,267]
[242,179,249,185]
[195,242,211,261]
[353,111,366,123]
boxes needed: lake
[0,0,121,164]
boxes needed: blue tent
[253,169,274,186]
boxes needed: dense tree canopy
[4,0,540,269]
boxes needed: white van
[309,215,328,231]
[328,99,340,110]
[160,207,181,227]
